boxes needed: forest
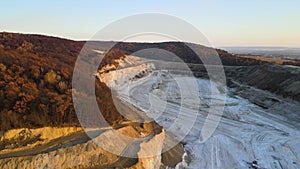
[0,33,124,130]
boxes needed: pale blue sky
[1,0,299,47]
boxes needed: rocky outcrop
[97,55,155,88]
[127,129,165,169]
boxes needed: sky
[1,0,300,47]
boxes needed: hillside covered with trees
[0,33,125,130]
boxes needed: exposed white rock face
[102,56,300,169]
[97,55,155,88]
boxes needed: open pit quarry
[0,53,299,169]
[97,55,300,169]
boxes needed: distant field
[221,47,300,61]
